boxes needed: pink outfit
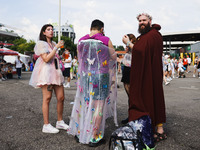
[29,40,64,88]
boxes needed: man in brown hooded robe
[122,13,167,142]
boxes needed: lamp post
[58,0,61,42]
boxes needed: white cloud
[21,17,31,25]
[1,0,200,45]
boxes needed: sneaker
[193,74,196,78]
[66,83,70,88]
[63,83,67,88]
[165,82,170,86]
[2,77,6,81]
[56,120,69,130]
[42,123,59,133]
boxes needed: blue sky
[1,0,200,46]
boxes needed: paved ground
[0,68,200,150]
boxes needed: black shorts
[63,68,70,77]
[121,66,131,84]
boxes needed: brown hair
[39,24,53,42]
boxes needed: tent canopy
[4,53,30,65]
[0,47,18,56]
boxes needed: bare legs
[123,83,130,96]
[42,85,64,124]
[92,100,104,140]
[54,85,65,121]
[154,123,167,142]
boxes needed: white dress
[29,40,64,88]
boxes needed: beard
[138,22,151,35]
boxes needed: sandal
[154,132,167,143]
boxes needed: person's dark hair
[127,34,136,44]
[39,24,53,42]
[90,19,104,31]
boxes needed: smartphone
[54,59,58,69]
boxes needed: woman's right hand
[56,40,64,48]
[122,35,130,45]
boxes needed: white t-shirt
[15,59,23,68]
[187,57,191,64]
[64,54,72,68]
[72,59,78,67]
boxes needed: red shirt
[183,58,188,65]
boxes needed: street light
[58,0,61,42]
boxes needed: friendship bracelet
[53,47,58,51]
[126,41,131,47]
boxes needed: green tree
[9,37,35,53]
[114,45,125,51]
[53,36,77,57]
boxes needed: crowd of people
[0,57,24,81]
[2,12,199,149]
[161,54,200,86]
[0,60,14,81]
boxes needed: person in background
[187,55,191,73]
[72,55,78,79]
[193,56,198,77]
[0,63,7,80]
[183,55,188,73]
[62,48,72,88]
[123,13,167,144]
[162,54,170,85]
[29,24,69,134]
[197,57,200,78]
[7,66,13,79]
[121,33,136,124]
[15,56,23,79]
[0,63,6,81]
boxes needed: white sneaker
[56,120,69,130]
[165,82,170,86]
[42,123,59,133]
[193,74,195,78]
[66,83,70,88]
[2,77,6,81]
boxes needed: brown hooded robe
[128,24,166,130]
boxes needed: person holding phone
[29,24,69,133]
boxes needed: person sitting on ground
[1,64,7,80]
[7,66,13,79]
